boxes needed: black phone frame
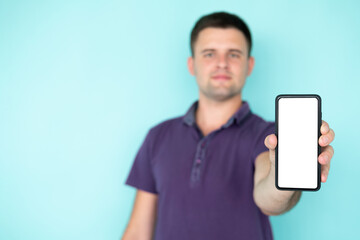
[275,94,322,191]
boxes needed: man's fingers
[321,163,330,182]
[319,120,335,146]
[264,134,277,150]
[319,128,335,146]
[318,145,334,165]
[320,120,330,135]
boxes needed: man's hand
[264,120,335,182]
[253,120,335,215]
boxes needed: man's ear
[187,56,195,76]
[247,56,255,76]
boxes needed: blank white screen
[278,97,319,189]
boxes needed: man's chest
[151,130,256,194]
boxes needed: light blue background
[0,0,358,239]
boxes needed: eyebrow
[201,48,244,55]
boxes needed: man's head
[188,12,255,102]
[190,12,252,58]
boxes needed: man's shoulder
[147,116,185,138]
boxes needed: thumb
[264,134,277,165]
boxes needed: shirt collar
[183,100,251,128]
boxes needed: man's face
[188,27,254,102]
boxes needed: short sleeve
[125,130,158,194]
[252,121,275,161]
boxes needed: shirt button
[196,159,201,164]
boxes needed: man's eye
[229,53,240,58]
[204,53,213,57]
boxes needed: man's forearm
[253,165,302,216]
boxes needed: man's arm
[253,151,302,216]
[253,120,335,216]
[122,190,158,240]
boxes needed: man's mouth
[212,75,231,81]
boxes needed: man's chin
[204,91,240,102]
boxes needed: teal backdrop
[0,0,359,239]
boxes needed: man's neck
[195,93,243,136]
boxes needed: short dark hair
[190,12,252,57]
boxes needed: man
[122,12,335,240]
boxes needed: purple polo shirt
[126,101,275,240]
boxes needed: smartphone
[275,94,321,191]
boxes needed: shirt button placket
[190,138,207,187]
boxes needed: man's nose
[217,54,228,69]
